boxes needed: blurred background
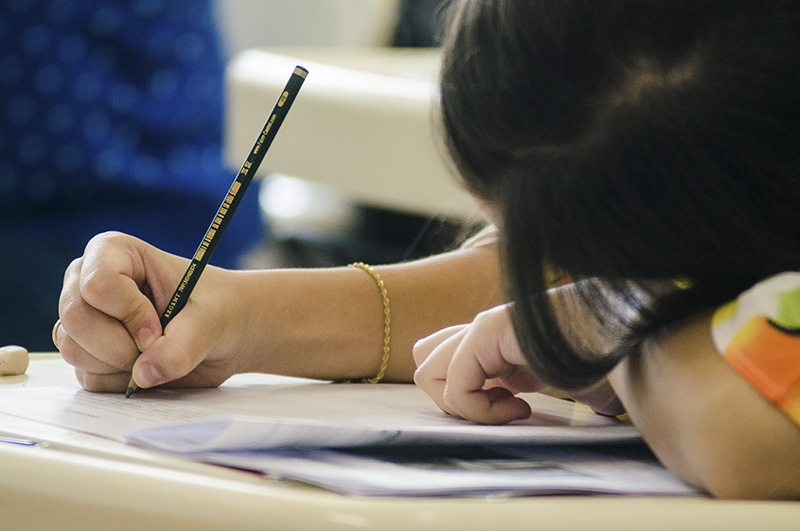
[0,0,479,351]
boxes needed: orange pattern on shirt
[722,316,800,424]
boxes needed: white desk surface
[1,355,799,531]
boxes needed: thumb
[131,348,168,389]
[130,334,191,389]
[129,306,216,389]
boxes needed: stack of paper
[0,358,700,497]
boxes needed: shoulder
[711,271,800,426]
[712,272,800,350]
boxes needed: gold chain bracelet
[347,262,391,383]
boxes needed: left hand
[413,303,624,424]
[413,304,545,424]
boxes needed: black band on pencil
[159,66,308,327]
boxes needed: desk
[224,47,479,219]
[2,355,799,530]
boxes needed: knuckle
[80,232,135,306]
[63,256,83,279]
[412,367,426,387]
[59,258,84,309]
[411,343,424,365]
[58,339,80,366]
[59,298,88,339]
[79,370,126,393]
[119,299,150,328]
[76,370,101,392]
[79,267,117,308]
[468,313,493,339]
[88,230,127,247]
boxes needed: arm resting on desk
[232,243,503,382]
[58,231,503,391]
[609,312,800,500]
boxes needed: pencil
[125,65,308,398]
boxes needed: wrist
[200,268,264,376]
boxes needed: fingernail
[136,361,165,388]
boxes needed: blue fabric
[0,0,264,349]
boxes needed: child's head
[440,0,800,388]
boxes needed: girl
[415,0,800,499]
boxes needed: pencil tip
[125,387,134,399]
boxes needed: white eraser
[0,345,29,376]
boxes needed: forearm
[608,312,800,499]
[230,245,503,382]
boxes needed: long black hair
[440,0,800,389]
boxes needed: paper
[126,409,638,452]
[0,359,639,449]
[0,358,700,498]
[0,359,329,441]
[183,444,699,497]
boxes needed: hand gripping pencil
[125,66,308,398]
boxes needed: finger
[445,344,533,425]
[412,324,467,366]
[569,378,626,416]
[130,302,222,389]
[79,233,163,352]
[443,308,533,424]
[59,289,141,372]
[414,325,509,391]
[58,328,130,376]
[413,326,469,416]
[75,367,132,393]
[59,258,141,371]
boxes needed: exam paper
[183,444,700,497]
[0,358,701,498]
[126,410,638,452]
[0,359,639,450]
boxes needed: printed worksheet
[0,357,701,498]
[0,358,637,450]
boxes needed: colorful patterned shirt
[711,273,800,426]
